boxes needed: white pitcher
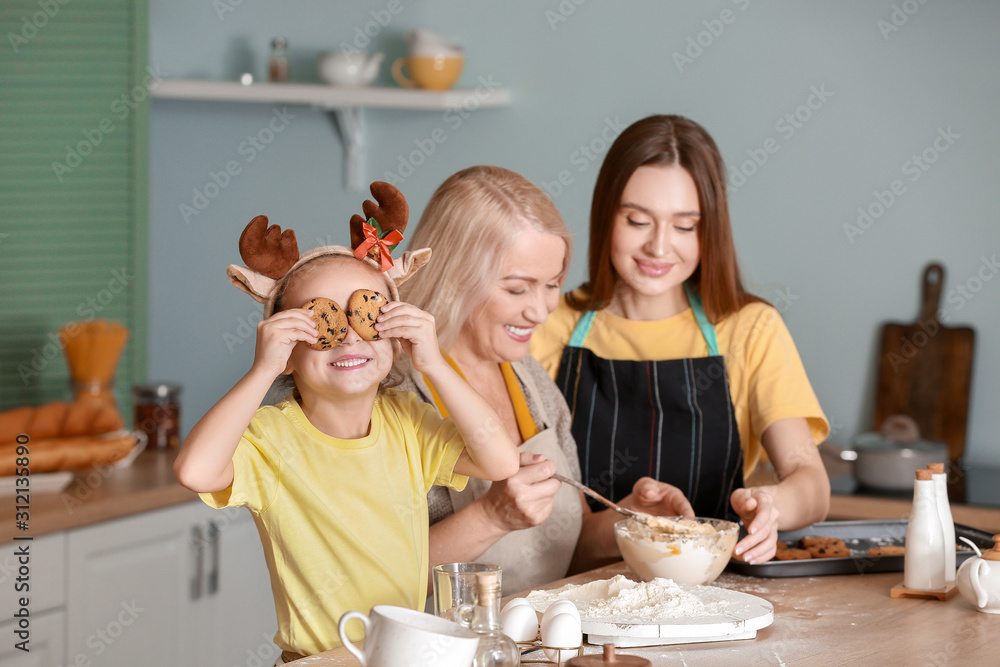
[956,535,1000,613]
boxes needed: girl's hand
[375,301,445,372]
[480,452,562,532]
[624,477,695,518]
[251,309,317,377]
[730,487,779,565]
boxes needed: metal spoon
[552,473,654,523]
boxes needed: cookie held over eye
[347,289,387,340]
[302,298,349,350]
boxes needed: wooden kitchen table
[292,560,999,666]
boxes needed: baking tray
[726,519,993,578]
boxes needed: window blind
[0,0,148,414]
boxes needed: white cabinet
[0,533,67,667]
[194,504,280,667]
[0,611,65,667]
[65,501,276,667]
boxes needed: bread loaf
[0,400,124,444]
[1,433,135,476]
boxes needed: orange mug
[391,54,463,91]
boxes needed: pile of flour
[525,575,736,623]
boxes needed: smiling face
[281,257,396,401]
[454,226,566,365]
[609,164,702,317]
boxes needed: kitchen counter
[1,447,196,543]
[830,492,1000,534]
[299,559,1000,666]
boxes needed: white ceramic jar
[903,469,945,591]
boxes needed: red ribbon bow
[354,221,404,272]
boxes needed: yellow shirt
[531,292,829,478]
[200,389,468,656]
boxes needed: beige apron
[445,365,582,596]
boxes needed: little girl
[173,183,519,661]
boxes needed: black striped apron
[554,285,743,521]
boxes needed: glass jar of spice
[268,37,289,82]
[133,383,181,449]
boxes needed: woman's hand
[375,301,446,372]
[252,309,317,377]
[730,487,779,565]
[479,452,562,532]
[623,477,695,518]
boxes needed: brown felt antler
[238,215,300,280]
[349,182,410,260]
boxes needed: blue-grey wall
[149,1,1000,468]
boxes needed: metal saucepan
[820,415,949,491]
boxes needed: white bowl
[614,517,738,585]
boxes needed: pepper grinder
[927,462,956,583]
[566,644,651,667]
[904,469,945,591]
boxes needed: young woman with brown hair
[532,115,831,567]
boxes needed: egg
[541,611,582,662]
[540,598,581,636]
[501,597,533,616]
[500,603,539,642]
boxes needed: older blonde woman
[399,166,694,594]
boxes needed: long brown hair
[568,115,763,322]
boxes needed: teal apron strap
[684,283,720,357]
[567,310,597,348]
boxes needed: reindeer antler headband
[226,181,431,316]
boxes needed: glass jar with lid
[133,383,181,449]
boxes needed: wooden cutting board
[873,263,975,463]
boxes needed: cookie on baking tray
[807,543,852,558]
[800,536,847,550]
[868,545,906,556]
[776,540,787,551]
[774,548,813,561]
[303,297,349,350]
[347,289,388,340]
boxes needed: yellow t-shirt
[200,389,468,656]
[531,292,829,478]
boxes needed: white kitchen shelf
[151,79,511,189]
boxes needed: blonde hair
[401,166,571,350]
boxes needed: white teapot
[956,534,1000,613]
[317,51,384,86]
